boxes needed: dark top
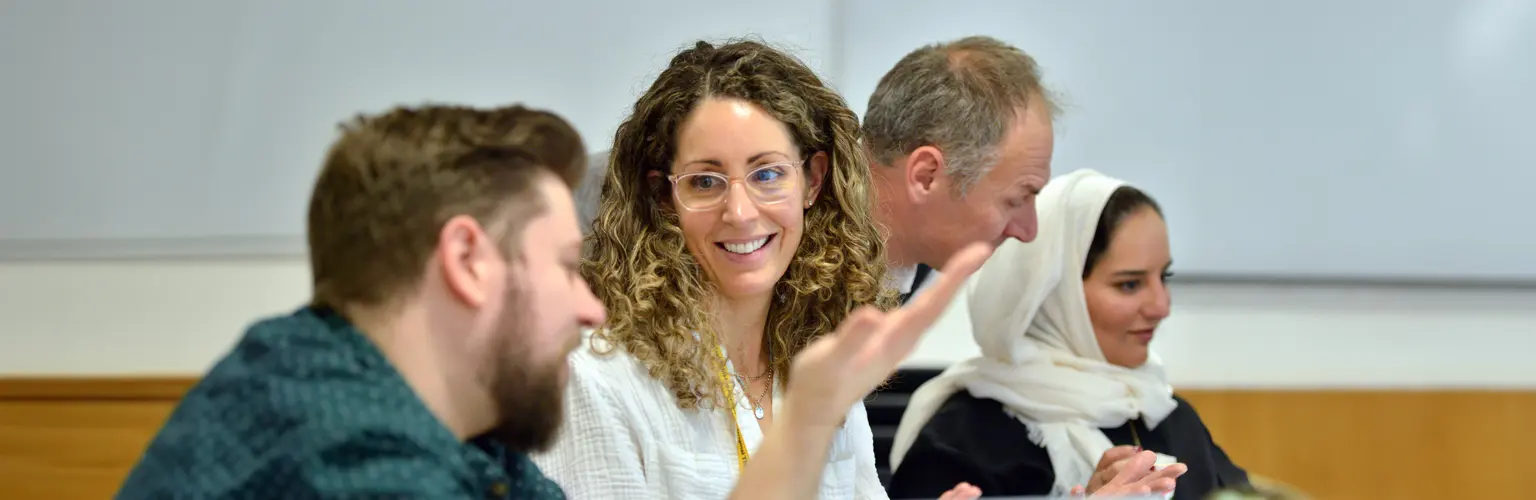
[116,307,566,499]
[887,390,1248,500]
[898,264,934,305]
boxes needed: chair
[865,367,945,488]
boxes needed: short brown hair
[307,104,585,310]
[862,35,1058,192]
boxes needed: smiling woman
[888,169,1242,500]
[1081,184,1172,369]
[527,39,904,500]
[669,99,828,302]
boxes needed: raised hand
[783,243,994,426]
[731,243,993,500]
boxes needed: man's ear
[804,151,829,207]
[436,215,497,308]
[905,146,945,204]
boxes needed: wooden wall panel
[1180,389,1536,500]
[0,378,189,500]
[0,378,1531,500]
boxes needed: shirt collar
[886,264,918,294]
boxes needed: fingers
[1096,445,1139,470]
[1086,445,1138,493]
[938,482,981,500]
[888,243,995,339]
[1089,482,1151,497]
[1103,450,1157,487]
[1142,462,1187,489]
[1087,458,1128,495]
[904,243,993,313]
[1138,478,1177,494]
[1069,485,1086,496]
[1130,459,1186,494]
[1097,456,1186,497]
[829,306,885,358]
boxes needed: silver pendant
[753,406,765,419]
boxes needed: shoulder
[929,389,1014,427]
[122,320,462,496]
[915,391,1050,460]
[570,330,644,373]
[890,391,1053,498]
[122,406,469,497]
[146,339,435,453]
[563,330,678,416]
[262,426,473,493]
[1166,393,1213,428]
[568,330,659,392]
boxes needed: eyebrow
[1110,261,1174,278]
[1013,178,1043,195]
[682,151,789,168]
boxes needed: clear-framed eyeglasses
[666,161,803,211]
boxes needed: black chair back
[864,367,945,488]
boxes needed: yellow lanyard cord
[716,360,750,471]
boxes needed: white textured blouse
[531,332,889,500]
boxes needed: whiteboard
[0,0,836,259]
[839,0,1536,282]
[5,0,1535,283]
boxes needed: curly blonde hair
[583,39,896,410]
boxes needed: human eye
[687,174,723,191]
[1116,280,1142,293]
[1004,188,1034,209]
[751,164,788,183]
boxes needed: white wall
[3,1,1532,389]
[3,258,1533,389]
[0,0,839,256]
[839,0,1536,281]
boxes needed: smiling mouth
[717,234,776,254]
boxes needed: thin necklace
[736,374,772,420]
[729,341,773,419]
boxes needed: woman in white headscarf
[885,169,1249,499]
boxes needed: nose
[576,278,606,328]
[1144,279,1172,320]
[1003,206,1039,243]
[720,182,760,226]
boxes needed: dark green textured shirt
[117,307,566,499]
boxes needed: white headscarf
[888,169,1177,495]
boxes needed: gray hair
[862,36,1059,194]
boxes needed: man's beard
[482,286,569,453]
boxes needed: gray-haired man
[862,35,1058,302]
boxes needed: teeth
[723,237,769,254]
